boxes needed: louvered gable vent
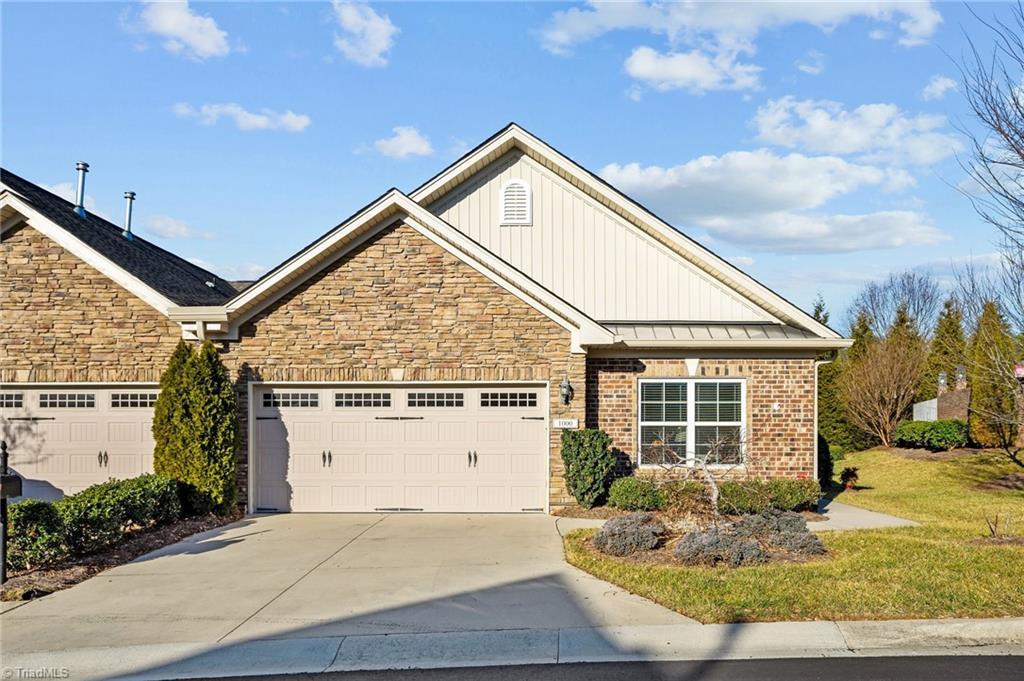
[500,180,531,225]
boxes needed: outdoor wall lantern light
[937,371,948,389]
[559,376,574,405]
[955,364,967,387]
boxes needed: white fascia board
[0,193,176,316]
[167,306,229,322]
[224,190,404,316]
[409,125,842,341]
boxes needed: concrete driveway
[1,513,692,655]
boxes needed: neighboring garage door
[0,386,158,500]
[253,385,549,513]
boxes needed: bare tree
[839,335,928,447]
[846,271,942,339]
[647,430,751,522]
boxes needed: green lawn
[563,449,1024,623]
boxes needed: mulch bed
[968,536,1024,547]
[552,504,631,519]
[581,533,824,568]
[975,472,1024,491]
[1,510,242,602]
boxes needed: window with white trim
[500,180,531,225]
[638,380,744,466]
[111,393,158,408]
[0,393,24,409]
[407,392,464,408]
[263,392,319,408]
[335,392,391,408]
[39,393,95,408]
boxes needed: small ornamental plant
[840,467,860,490]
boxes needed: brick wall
[586,356,816,480]
[220,221,585,506]
[0,223,181,382]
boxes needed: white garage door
[0,386,158,500]
[253,385,549,513]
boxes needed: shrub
[608,476,665,511]
[661,480,710,518]
[560,429,616,509]
[153,340,192,482]
[894,420,931,448]
[593,512,665,556]
[6,500,66,571]
[718,479,820,515]
[817,434,833,489]
[673,527,765,567]
[922,420,968,451]
[54,475,182,556]
[733,509,825,556]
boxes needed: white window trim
[499,179,532,226]
[636,378,747,469]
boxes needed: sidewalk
[4,617,1021,680]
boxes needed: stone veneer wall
[586,357,816,480]
[219,221,585,506]
[0,223,181,383]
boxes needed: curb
[3,618,1021,680]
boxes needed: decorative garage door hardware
[374,416,424,420]
[97,451,109,467]
[321,451,333,467]
[467,450,478,467]
[521,416,545,420]
[6,416,56,421]
[255,416,280,420]
[374,507,424,512]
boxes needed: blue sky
[1,1,1005,328]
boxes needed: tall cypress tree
[182,341,240,512]
[920,299,967,401]
[968,301,1019,449]
[152,340,193,480]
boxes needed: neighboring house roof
[410,123,843,341]
[0,168,236,307]
[213,189,614,352]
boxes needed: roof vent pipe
[73,161,89,217]
[122,191,136,241]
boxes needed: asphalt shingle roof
[2,168,237,306]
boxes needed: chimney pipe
[122,191,136,241]
[73,161,89,217]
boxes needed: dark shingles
[2,168,236,306]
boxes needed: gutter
[613,338,853,350]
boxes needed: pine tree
[181,341,240,512]
[919,299,966,401]
[152,340,193,481]
[968,301,1019,449]
[848,310,876,361]
[818,308,879,456]
[812,293,830,326]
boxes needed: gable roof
[0,168,236,308]
[220,189,614,352]
[410,123,842,340]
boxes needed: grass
[563,449,1024,623]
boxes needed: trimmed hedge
[560,429,617,509]
[6,474,182,571]
[718,479,821,515]
[6,500,66,571]
[893,419,968,451]
[608,476,665,511]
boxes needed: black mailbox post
[1,440,22,584]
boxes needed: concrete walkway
[811,499,918,531]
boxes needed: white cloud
[173,102,311,132]
[922,74,957,100]
[624,46,760,93]
[795,49,825,75]
[599,149,944,254]
[137,1,230,60]
[601,149,913,220]
[373,126,433,158]
[753,96,962,165]
[538,1,940,94]
[144,215,215,240]
[188,258,268,280]
[728,255,755,267]
[331,1,399,67]
[696,210,947,253]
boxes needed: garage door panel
[36,452,69,475]
[258,484,291,512]
[69,422,100,443]
[256,419,288,444]
[107,421,141,444]
[254,385,547,513]
[291,421,324,443]
[107,453,142,478]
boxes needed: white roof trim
[220,190,613,352]
[409,124,842,340]
[0,191,176,316]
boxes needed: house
[0,124,849,511]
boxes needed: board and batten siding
[428,150,777,323]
